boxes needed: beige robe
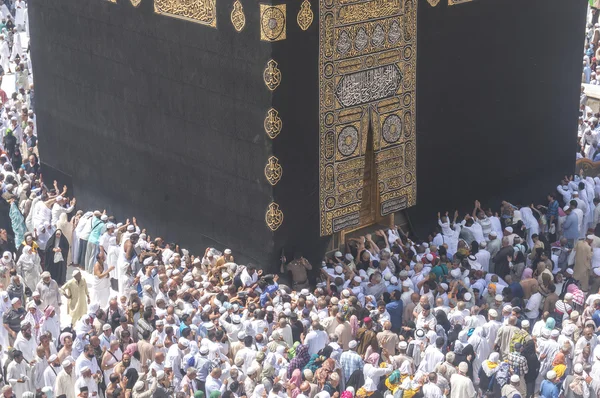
[61,278,89,324]
[573,240,592,291]
[494,324,519,360]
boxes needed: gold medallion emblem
[263,60,282,91]
[231,0,246,32]
[264,156,283,186]
[297,0,314,31]
[265,202,284,231]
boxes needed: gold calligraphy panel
[154,0,217,28]
[319,0,417,236]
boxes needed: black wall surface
[29,0,586,268]
[407,0,587,238]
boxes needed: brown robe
[573,240,592,292]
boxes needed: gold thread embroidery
[427,0,440,6]
[260,4,286,41]
[265,202,284,231]
[231,0,246,32]
[130,0,141,6]
[263,60,282,91]
[318,0,418,236]
[264,156,283,186]
[154,0,217,28]
[264,108,283,139]
[297,0,314,31]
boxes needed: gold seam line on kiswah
[154,0,217,27]
[448,0,476,5]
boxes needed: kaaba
[29,0,586,269]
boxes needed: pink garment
[522,268,533,279]
[350,315,359,338]
[366,352,380,365]
[289,368,302,387]
[124,343,138,356]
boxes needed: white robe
[10,32,21,61]
[43,364,61,389]
[14,0,26,27]
[0,40,9,74]
[54,369,76,398]
[450,373,476,398]
[90,260,111,309]
[7,360,33,397]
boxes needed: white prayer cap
[463,292,472,301]
[117,223,123,228]
[102,324,112,331]
[199,346,209,355]
[156,320,164,326]
[566,268,574,275]
[183,275,193,282]
[10,297,19,304]
[26,301,36,309]
[521,320,530,328]
[502,305,513,312]
[80,366,90,373]
[232,315,241,324]
[224,249,232,255]
[479,241,487,248]
[192,258,201,265]
[48,354,57,362]
[541,328,551,338]
[588,235,596,240]
[100,215,108,221]
[134,381,145,391]
[143,257,153,266]
[510,375,520,383]
[127,225,134,231]
[565,293,574,300]
[178,337,189,347]
[489,231,497,237]
[398,341,408,350]
[564,205,571,211]
[426,253,434,261]
[551,329,560,338]
[31,291,40,297]
[237,331,245,340]
[353,276,361,283]
[106,223,116,229]
[334,266,343,274]
[232,304,239,311]
[72,269,81,276]
[345,253,354,261]
[390,276,398,284]
[458,362,469,373]
[450,269,461,278]
[495,294,503,301]
[342,289,350,297]
[55,195,63,201]
[300,288,310,295]
[61,359,72,367]
[504,227,513,233]
[41,271,50,278]
[19,320,30,328]
[399,270,409,277]
[488,309,498,318]
[440,283,448,291]
[402,280,412,288]
[546,370,557,380]
[156,371,166,381]
[348,340,357,349]
[574,363,584,374]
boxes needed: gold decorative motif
[154,0,217,28]
[130,0,141,6]
[265,202,284,231]
[448,0,475,4]
[427,0,440,5]
[260,4,286,41]
[231,0,246,32]
[263,60,282,91]
[264,156,283,185]
[264,108,283,139]
[318,0,418,236]
[297,0,314,31]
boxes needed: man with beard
[7,350,33,397]
[55,359,76,398]
[74,366,98,397]
[43,354,62,389]
[113,353,132,377]
[75,344,101,380]
[14,320,36,362]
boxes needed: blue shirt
[540,380,559,398]
[593,309,600,327]
[563,212,580,240]
[386,299,403,331]
[260,282,279,307]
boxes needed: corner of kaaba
[29,0,588,274]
